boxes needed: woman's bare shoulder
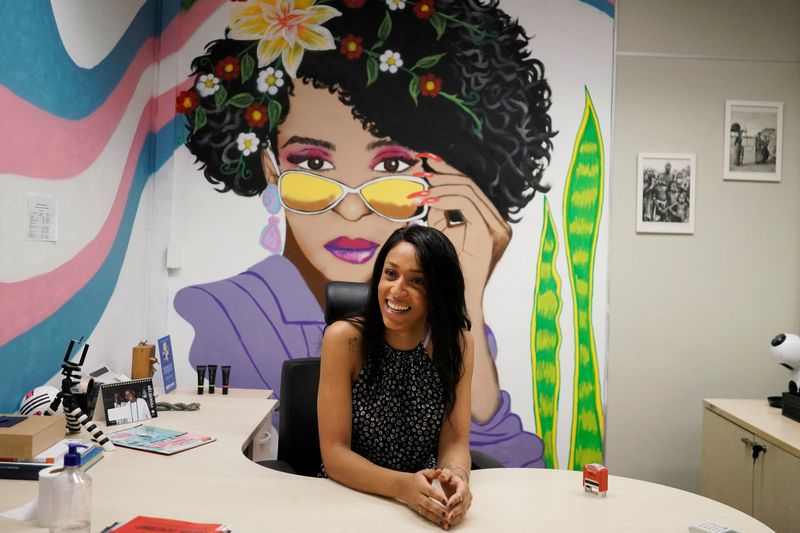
[324,319,364,342]
[321,319,365,378]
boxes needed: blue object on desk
[0,416,26,428]
[158,335,177,394]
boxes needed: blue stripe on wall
[0,117,184,413]
[579,0,615,18]
[0,0,180,119]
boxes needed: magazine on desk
[106,424,215,455]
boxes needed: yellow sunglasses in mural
[277,171,430,222]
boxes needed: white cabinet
[702,399,800,533]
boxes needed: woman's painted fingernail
[416,152,443,162]
[407,190,430,199]
[413,171,434,179]
[417,197,439,206]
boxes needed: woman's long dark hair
[359,225,470,419]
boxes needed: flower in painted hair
[379,50,403,74]
[237,132,260,155]
[196,73,221,97]
[419,73,442,97]
[339,35,364,60]
[413,0,435,20]
[245,103,269,127]
[229,0,342,78]
[215,56,241,79]
[386,0,406,11]
[257,67,285,95]
[175,90,199,115]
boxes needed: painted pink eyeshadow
[370,147,413,168]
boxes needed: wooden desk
[0,391,773,532]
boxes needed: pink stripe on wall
[0,0,223,179]
[0,83,190,346]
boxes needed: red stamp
[583,463,608,496]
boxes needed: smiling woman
[174,0,553,468]
[317,226,474,528]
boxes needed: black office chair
[259,281,502,476]
[257,357,322,476]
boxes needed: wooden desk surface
[0,391,773,532]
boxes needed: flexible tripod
[45,338,115,451]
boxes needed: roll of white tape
[37,465,63,528]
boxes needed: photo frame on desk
[157,335,177,394]
[100,378,157,426]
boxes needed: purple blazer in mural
[174,255,544,467]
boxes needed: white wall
[606,0,800,492]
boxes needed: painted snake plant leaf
[563,87,605,470]
[531,196,563,469]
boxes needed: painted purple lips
[324,236,379,264]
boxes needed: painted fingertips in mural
[531,197,563,469]
[563,88,605,470]
[532,88,605,470]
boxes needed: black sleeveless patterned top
[320,337,445,476]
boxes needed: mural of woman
[175,0,554,467]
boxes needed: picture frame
[636,153,696,234]
[100,378,157,426]
[723,100,783,182]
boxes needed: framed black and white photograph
[100,378,157,426]
[723,100,782,182]
[636,153,696,234]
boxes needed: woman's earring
[260,184,283,254]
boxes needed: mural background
[0,0,613,470]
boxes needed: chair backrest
[324,281,370,325]
[276,357,322,477]
[275,282,368,476]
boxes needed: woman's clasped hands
[404,468,471,530]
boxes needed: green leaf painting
[226,92,255,108]
[531,197,563,469]
[240,54,255,83]
[214,85,227,110]
[563,87,605,471]
[192,107,207,134]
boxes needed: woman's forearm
[323,443,412,501]
[438,445,472,479]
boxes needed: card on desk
[100,378,158,426]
